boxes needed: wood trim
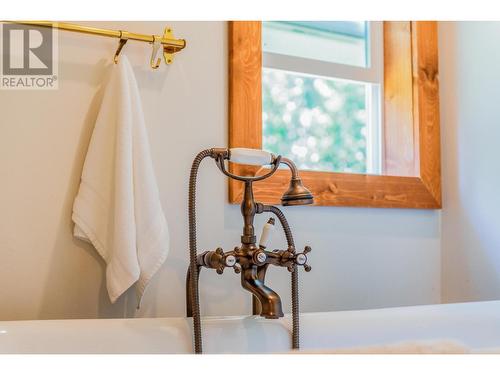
[383,22,417,177]
[412,21,442,207]
[228,21,441,209]
[228,23,262,150]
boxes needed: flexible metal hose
[266,205,300,350]
[188,149,214,354]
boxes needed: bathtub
[1,300,499,354]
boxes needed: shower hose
[188,149,300,354]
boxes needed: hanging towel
[72,55,169,305]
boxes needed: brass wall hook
[114,32,128,64]
[150,35,162,69]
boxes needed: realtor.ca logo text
[0,23,58,90]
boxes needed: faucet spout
[241,266,284,319]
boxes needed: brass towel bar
[6,21,186,67]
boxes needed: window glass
[262,21,382,175]
[262,21,369,67]
[263,68,370,174]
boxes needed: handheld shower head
[220,148,314,206]
[280,157,314,206]
[281,177,314,206]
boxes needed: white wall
[440,22,500,302]
[0,21,441,321]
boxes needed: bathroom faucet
[186,148,313,353]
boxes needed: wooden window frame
[228,21,441,209]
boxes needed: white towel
[72,55,169,305]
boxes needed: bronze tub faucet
[186,148,313,353]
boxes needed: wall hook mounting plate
[163,27,175,65]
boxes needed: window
[228,22,441,209]
[262,21,383,175]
